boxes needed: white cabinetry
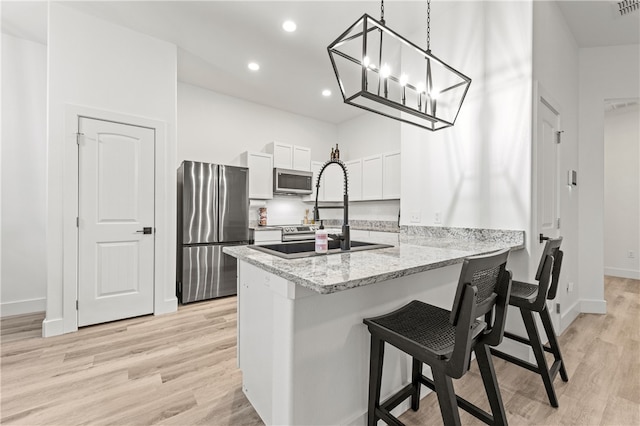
[362,154,383,200]
[304,161,324,202]
[242,151,273,200]
[323,163,344,202]
[382,151,401,199]
[266,141,311,172]
[252,229,282,245]
[345,159,362,201]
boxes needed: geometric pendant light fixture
[328,0,471,131]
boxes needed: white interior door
[78,117,155,327]
[537,95,561,328]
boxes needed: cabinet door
[382,151,401,199]
[304,161,325,202]
[323,163,344,202]
[268,141,293,169]
[292,146,311,171]
[362,155,383,200]
[244,152,273,199]
[345,159,362,201]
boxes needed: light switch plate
[409,211,421,223]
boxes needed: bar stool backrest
[447,249,512,378]
[534,237,563,300]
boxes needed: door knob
[539,233,550,243]
[136,227,153,235]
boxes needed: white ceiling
[2,1,639,124]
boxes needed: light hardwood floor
[1,276,638,425]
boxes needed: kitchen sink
[249,240,393,259]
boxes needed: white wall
[178,82,341,225]
[1,34,47,316]
[337,113,400,160]
[45,3,178,336]
[401,1,532,232]
[533,0,580,326]
[579,45,640,313]
[178,82,337,165]
[604,104,640,279]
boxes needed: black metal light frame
[328,13,472,132]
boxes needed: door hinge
[76,132,84,145]
[556,130,564,144]
[557,218,561,229]
[76,217,79,228]
[76,300,79,310]
[555,303,560,314]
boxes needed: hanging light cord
[380,0,385,24]
[427,0,431,52]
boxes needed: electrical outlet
[434,211,442,224]
[628,250,636,259]
[410,211,421,223]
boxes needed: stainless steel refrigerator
[177,161,249,303]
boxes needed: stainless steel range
[280,225,320,242]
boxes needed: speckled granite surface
[322,219,400,232]
[224,227,524,295]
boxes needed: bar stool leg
[475,343,508,426]
[520,308,559,407]
[539,306,569,382]
[432,367,461,426]
[367,336,385,426]
[411,358,422,410]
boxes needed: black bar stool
[363,249,513,426]
[490,237,569,407]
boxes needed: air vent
[614,0,639,16]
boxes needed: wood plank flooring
[1,276,638,425]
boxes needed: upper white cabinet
[304,161,324,202]
[242,151,273,199]
[323,163,344,202]
[382,151,401,199]
[362,155,383,200]
[266,141,311,172]
[345,159,363,201]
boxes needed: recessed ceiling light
[248,62,260,71]
[322,89,332,97]
[282,20,297,32]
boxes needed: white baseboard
[581,298,607,314]
[0,297,46,318]
[42,317,65,337]
[154,296,178,316]
[604,267,640,280]
[559,300,581,333]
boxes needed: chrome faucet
[313,159,350,251]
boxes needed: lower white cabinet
[252,229,281,245]
[242,151,273,199]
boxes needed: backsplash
[249,197,400,227]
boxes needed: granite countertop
[224,227,524,295]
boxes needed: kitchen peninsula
[224,227,524,425]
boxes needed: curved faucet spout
[313,159,350,251]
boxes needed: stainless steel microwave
[273,168,313,194]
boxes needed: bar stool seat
[364,249,513,426]
[490,237,569,408]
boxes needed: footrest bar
[419,375,494,425]
[490,348,541,374]
[380,383,415,412]
[549,359,562,380]
[503,331,531,346]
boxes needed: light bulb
[282,20,297,32]
[248,62,260,71]
[416,82,425,93]
[363,56,370,67]
[399,74,408,87]
[429,88,441,99]
[380,64,391,79]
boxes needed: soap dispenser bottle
[315,220,328,254]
